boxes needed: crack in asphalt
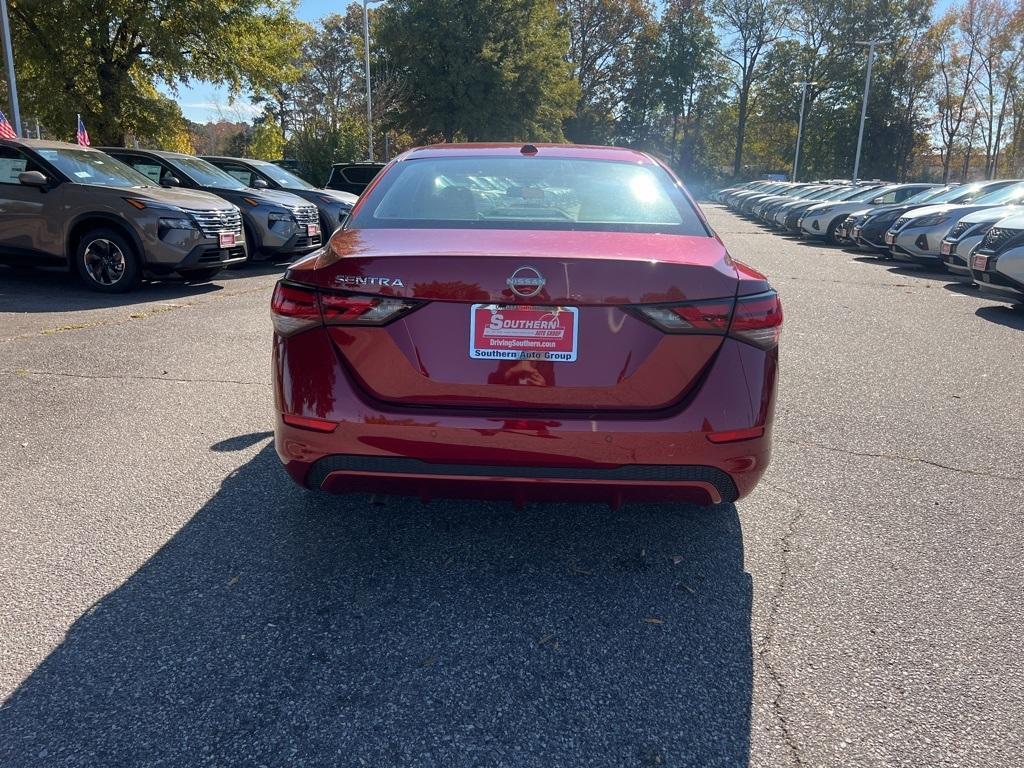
[1,369,268,387]
[755,482,807,768]
[779,437,1022,483]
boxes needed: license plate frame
[972,253,990,271]
[940,241,953,256]
[469,304,578,362]
[219,232,236,248]
[884,232,896,245]
[307,223,320,237]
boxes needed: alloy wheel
[83,239,127,286]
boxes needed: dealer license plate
[884,232,896,245]
[972,254,990,271]
[219,232,236,248]
[940,241,953,256]
[307,224,320,237]
[469,304,578,362]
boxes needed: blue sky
[175,0,341,122]
[177,0,959,124]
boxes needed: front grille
[286,204,319,226]
[947,220,973,240]
[977,227,1023,254]
[187,207,243,238]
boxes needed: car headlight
[910,213,949,228]
[268,211,295,226]
[158,216,197,230]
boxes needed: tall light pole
[1,0,22,136]
[363,0,387,162]
[852,39,888,181]
[792,81,816,182]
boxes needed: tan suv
[0,139,246,292]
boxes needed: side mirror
[251,178,269,190]
[18,170,48,187]
[160,176,181,188]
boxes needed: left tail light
[271,281,421,336]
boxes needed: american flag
[76,115,90,146]
[0,110,16,139]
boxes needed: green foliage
[249,122,286,160]
[8,0,304,145]
[375,0,578,142]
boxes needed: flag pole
[0,0,22,136]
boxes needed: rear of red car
[272,144,780,507]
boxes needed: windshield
[974,182,1024,205]
[253,161,316,190]
[352,156,709,234]
[167,155,248,190]
[943,184,993,203]
[36,148,153,188]
[843,186,886,202]
[900,186,947,204]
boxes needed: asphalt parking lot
[1,205,1022,767]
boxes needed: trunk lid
[287,228,739,411]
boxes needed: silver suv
[0,139,246,292]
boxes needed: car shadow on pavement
[0,262,288,314]
[975,304,1024,329]
[0,444,753,768]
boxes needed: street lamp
[1,0,22,135]
[792,81,817,183]
[363,0,387,162]
[852,39,889,181]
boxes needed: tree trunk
[732,84,750,178]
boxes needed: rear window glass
[343,166,382,184]
[351,156,708,234]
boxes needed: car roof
[202,155,265,165]
[97,147,192,160]
[394,143,658,165]
[1,138,102,151]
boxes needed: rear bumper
[273,332,777,507]
[302,454,740,506]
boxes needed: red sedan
[271,144,781,507]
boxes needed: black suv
[325,162,385,195]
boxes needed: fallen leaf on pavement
[642,617,664,625]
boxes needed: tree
[657,0,719,173]
[8,0,304,145]
[249,122,285,160]
[930,5,983,182]
[558,0,653,143]
[712,0,785,177]
[375,0,578,142]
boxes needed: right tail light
[633,290,782,349]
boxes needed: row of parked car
[712,178,1024,307]
[0,137,386,293]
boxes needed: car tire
[181,267,223,283]
[74,228,141,293]
[825,216,847,245]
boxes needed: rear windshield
[350,156,709,235]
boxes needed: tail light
[271,281,421,336]
[729,291,783,349]
[633,290,782,349]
